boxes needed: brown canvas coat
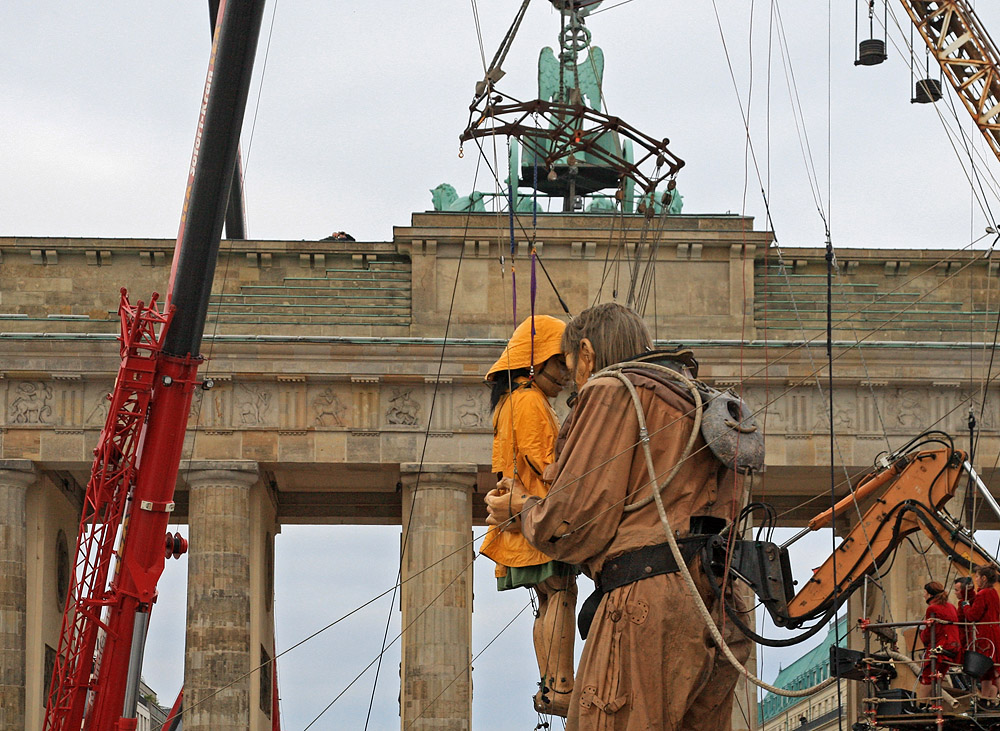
[522,369,752,730]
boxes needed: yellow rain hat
[486,315,566,381]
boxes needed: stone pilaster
[183,461,259,731]
[0,460,35,731]
[399,462,475,731]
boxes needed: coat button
[610,609,622,622]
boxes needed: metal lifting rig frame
[43,2,267,729]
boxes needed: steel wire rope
[555,242,996,641]
[592,197,630,305]
[967,265,1000,540]
[304,550,480,729]
[700,4,876,596]
[103,375,1000,724]
[402,601,535,730]
[940,73,1000,228]
[622,213,649,305]
[366,57,505,724]
[739,238,988,384]
[491,125,575,726]
[587,0,638,17]
[241,0,279,177]
[469,0,489,74]
[632,206,671,315]
[716,0,904,665]
[878,4,1000,223]
[773,371,1000,528]
[625,177,677,315]
[160,343,1000,730]
[709,0,786,241]
[524,247,996,542]
[575,4,656,313]
[717,0,760,656]
[757,245,987,628]
[756,0,778,700]
[362,147,488,726]
[156,243,996,616]
[466,133,573,315]
[772,1,829,233]
[768,3,889,464]
[365,54,513,710]
[160,162,487,731]
[160,237,998,730]
[466,104,570,726]
[160,520,511,729]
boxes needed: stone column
[183,461,259,731]
[399,463,475,731]
[0,460,34,731]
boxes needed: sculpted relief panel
[312,387,348,427]
[8,381,52,424]
[456,387,490,430]
[385,388,421,428]
[236,383,273,427]
[738,384,997,442]
[3,376,996,452]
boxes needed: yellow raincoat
[480,380,559,574]
[480,315,565,577]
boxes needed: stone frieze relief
[8,381,53,424]
[2,379,995,442]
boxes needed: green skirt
[496,560,578,591]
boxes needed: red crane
[43,2,267,728]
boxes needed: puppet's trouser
[568,558,752,731]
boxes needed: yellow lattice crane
[899,1,1000,163]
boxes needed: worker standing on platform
[485,302,752,730]
[479,314,578,718]
[966,565,1000,701]
[916,581,961,702]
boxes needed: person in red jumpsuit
[917,581,961,701]
[965,565,1000,700]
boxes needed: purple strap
[508,182,516,257]
[530,249,537,372]
[511,266,517,325]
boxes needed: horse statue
[430,183,458,211]
[586,196,616,213]
[430,183,487,213]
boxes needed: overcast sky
[4,2,1000,248]
[7,1,1000,729]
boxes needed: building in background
[136,678,169,731]
[759,618,848,731]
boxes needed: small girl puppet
[479,315,577,717]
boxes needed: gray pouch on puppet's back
[698,386,764,475]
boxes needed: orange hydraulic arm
[730,444,1000,631]
[786,447,983,624]
[898,0,1000,164]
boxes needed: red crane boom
[43,1,267,727]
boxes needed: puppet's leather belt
[578,536,709,640]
